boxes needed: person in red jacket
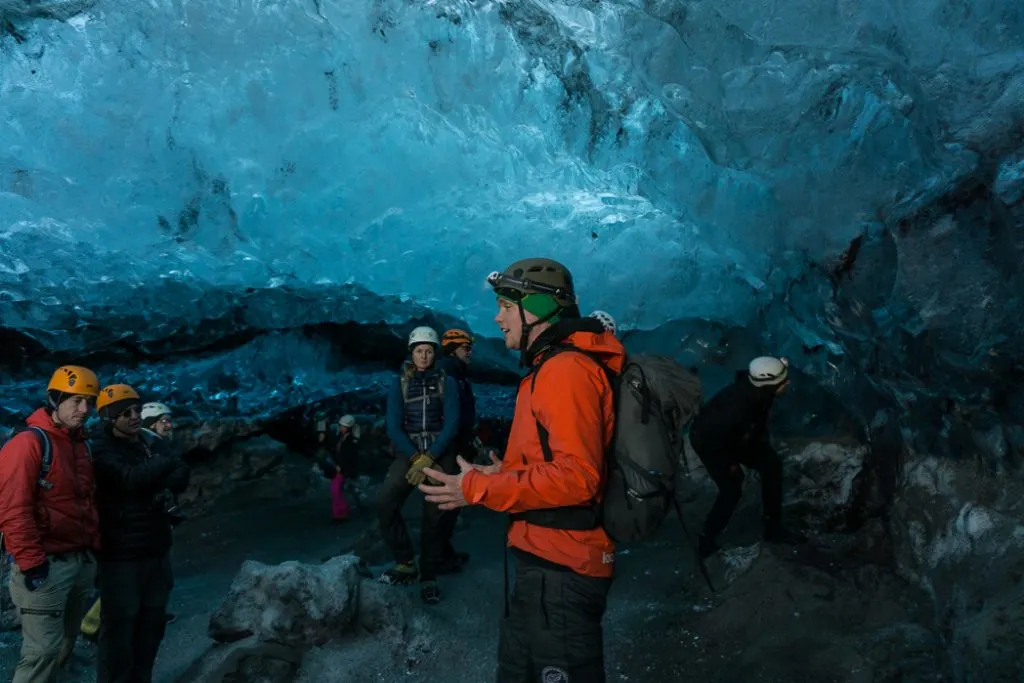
[420,258,623,683]
[0,365,102,683]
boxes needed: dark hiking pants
[375,450,457,581]
[696,443,783,541]
[440,435,477,558]
[97,555,173,683]
[496,559,612,683]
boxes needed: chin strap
[516,302,562,367]
[517,304,531,367]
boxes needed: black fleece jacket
[92,425,190,561]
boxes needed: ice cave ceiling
[0,0,1022,459]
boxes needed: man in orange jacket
[421,257,624,683]
[0,366,102,683]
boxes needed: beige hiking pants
[8,551,97,683]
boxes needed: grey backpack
[514,346,703,544]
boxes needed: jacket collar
[525,317,603,366]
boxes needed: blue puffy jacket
[385,363,460,459]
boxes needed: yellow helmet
[47,366,100,397]
[97,384,142,417]
[442,329,474,352]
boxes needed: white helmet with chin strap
[748,356,790,387]
[408,326,440,349]
[588,310,616,335]
[141,402,173,421]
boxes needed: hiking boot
[697,533,719,559]
[764,523,808,545]
[420,580,441,605]
[378,563,418,586]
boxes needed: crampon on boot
[378,562,418,586]
[420,580,441,605]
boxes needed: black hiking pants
[441,435,477,559]
[376,450,457,581]
[695,442,783,541]
[496,555,612,683]
[97,555,173,683]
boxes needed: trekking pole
[671,498,717,594]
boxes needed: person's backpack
[2,427,59,491]
[0,427,93,557]
[514,345,703,544]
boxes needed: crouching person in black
[92,385,190,683]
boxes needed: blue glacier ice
[2,2,1024,679]
[0,0,1022,439]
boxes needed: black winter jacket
[438,355,476,438]
[689,371,778,460]
[92,425,190,561]
[319,432,360,479]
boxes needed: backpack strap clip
[26,427,54,491]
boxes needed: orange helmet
[97,384,142,416]
[442,329,474,348]
[47,365,100,397]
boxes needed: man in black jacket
[689,356,806,558]
[92,385,190,683]
[436,329,478,572]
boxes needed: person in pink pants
[325,415,360,522]
[330,470,350,521]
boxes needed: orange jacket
[461,326,624,578]
[0,408,101,570]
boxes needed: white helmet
[339,414,356,428]
[141,402,173,421]
[748,356,789,387]
[408,326,440,349]
[588,310,616,335]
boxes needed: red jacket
[0,408,101,570]
[462,328,624,578]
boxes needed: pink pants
[330,472,350,520]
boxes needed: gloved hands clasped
[405,452,437,486]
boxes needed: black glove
[23,560,49,592]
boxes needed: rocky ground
[1,437,1018,682]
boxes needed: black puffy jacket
[438,355,476,438]
[689,370,778,459]
[92,425,190,561]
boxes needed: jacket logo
[541,667,569,683]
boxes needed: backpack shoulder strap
[437,369,445,397]
[529,344,618,463]
[25,426,54,490]
[528,344,572,463]
[400,374,409,402]
[512,344,608,531]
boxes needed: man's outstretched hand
[419,454,500,510]
[474,451,502,476]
